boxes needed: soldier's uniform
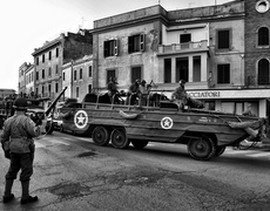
[107,77,118,102]
[1,97,41,204]
[171,80,188,109]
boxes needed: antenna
[158,0,161,5]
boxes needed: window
[256,0,270,13]
[48,67,51,77]
[217,29,230,50]
[49,51,52,60]
[74,70,77,81]
[76,87,79,98]
[36,71,39,81]
[55,83,59,93]
[63,72,65,81]
[42,86,45,95]
[258,27,269,46]
[176,57,189,82]
[193,56,201,82]
[180,34,191,49]
[56,48,59,57]
[106,69,115,84]
[131,66,142,83]
[89,66,92,77]
[205,101,215,111]
[217,64,230,84]
[104,40,119,57]
[88,84,92,93]
[48,84,51,95]
[128,34,145,53]
[79,68,83,79]
[258,58,270,85]
[42,69,45,79]
[164,59,171,83]
[36,57,39,65]
[42,54,45,63]
[55,65,59,74]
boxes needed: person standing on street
[1,97,41,204]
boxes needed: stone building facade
[25,64,35,95]
[18,62,31,94]
[17,0,270,118]
[32,31,92,103]
[92,1,262,116]
[62,55,93,102]
[244,0,270,119]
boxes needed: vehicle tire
[131,139,149,149]
[188,135,216,161]
[215,146,226,157]
[92,126,110,146]
[111,128,130,149]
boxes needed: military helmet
[13,97,28,110]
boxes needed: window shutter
[128,37,132,53]
[104,41,108,57]
[114,40,119,56]
[140,34,145,52]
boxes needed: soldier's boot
[20,181,38,205]
[3,179,14,203]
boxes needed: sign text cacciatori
[188,91,220,98]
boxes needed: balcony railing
[158,40,208,55]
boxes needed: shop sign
[188,91,220,98]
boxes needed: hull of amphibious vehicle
[60,101,265,160]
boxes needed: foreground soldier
[1,97,41,204]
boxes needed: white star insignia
[77,113,86,125]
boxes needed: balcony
[157,40,208,56]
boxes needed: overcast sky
[0,0,232,90]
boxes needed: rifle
[45,86,67,116]
[147,80,158,90]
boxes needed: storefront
[186,89,270,118]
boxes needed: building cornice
[32,37,62,56]
[93,14,169,34]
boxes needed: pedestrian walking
[1,97,41,204]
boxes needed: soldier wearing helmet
[107,76,119,102]
[1,97,41,204]
[171,79,188,109]
[126,79,141,105]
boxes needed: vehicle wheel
[188,135,216,161]
[215,146,226,157]
[131,139,149,149]
[92,126,110,146]
[111,128,130,149]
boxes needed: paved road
[1,131,270,211]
